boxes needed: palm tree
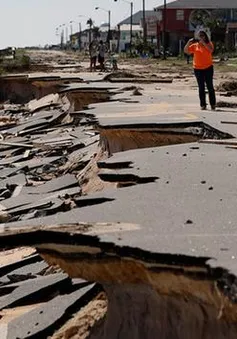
[92,26,100,39]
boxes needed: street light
[78,14,87,34]
[69,21,75,36]
[59,24,66,48]
[70,20,82,45]
[69,21,79,50]
[114,0,133,56]
[65,26,69,45]
[95,6,111,43]
[78,15,90,48]
[56,27,60,45]
[86,18,93,45]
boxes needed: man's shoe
[211,105,216,111]
[201,106,207,110]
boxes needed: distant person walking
[184,30,216,110]
[98,40,106,71]
[89,40,98,72]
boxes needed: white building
[117,10,161,52]
[119,24,142,52]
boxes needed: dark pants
[194,66,216,108]
[98,55,105,70]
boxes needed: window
[232,9,237,21]
[176,10,184,21]
[156,10,162,21]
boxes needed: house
[154,0,237,54]
[117,11,161,52]
[70,24,118,52]
[70,29,91,50]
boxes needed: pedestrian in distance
[184,30,216,111]
[186,53,190,64]
[98,40,106,71]
[89,39,98,72]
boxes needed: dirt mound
[103,71,144,82]
[133,88,143,96]
[216,101,237,108]
[52,293,107,339]
[121,85,143,91]
[217,81,237,92]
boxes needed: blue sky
[0,0,166,48]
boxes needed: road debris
[0,88,105,225]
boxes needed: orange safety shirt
[188,42,214,70]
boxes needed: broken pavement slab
[0,260,48,285]
[107,77,173,83]
[27,93,61,113]
[0,273,69,310]
[0,254,41,277]
[1,220,237,338]
[4,282,99,339]
[1,142,237,337]
[98,121,232,154]
[0,173,26,189]
[76,80,237,140]
[0,74,84,104]
[20,174,79,195]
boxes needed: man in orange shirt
[184,31,216,110]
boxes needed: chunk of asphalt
[0,254,41,278]
[5,282,98,339]
[0,273,69,310]
[24,174,79,194]
[13,156,62,170]
[0,261,49,286]
[0,167,26,179]
[0,173,26,190]
[6,198,59,217]
[0,155,29,166]
[7,281,97,338]
[3,118,49,136]
[1,187,81,212]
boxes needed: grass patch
[0,49,31,74]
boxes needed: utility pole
[108,10,111,44]
[78,15,88,50]
[117,24,121,53]
[56,27,60,46]
[87,18,93,45]
[143,0,147,44]
[61,30,64,49]
[69,22,73,50]
[130,2,133,55]
[95,7,111,44]
[163,0,167,59]
[114,0,133,56]
[79,22,82,51]
[61,24,66,49]
[89,20,92,45]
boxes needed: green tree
[190,9,226,31]
[92,26,100,39]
